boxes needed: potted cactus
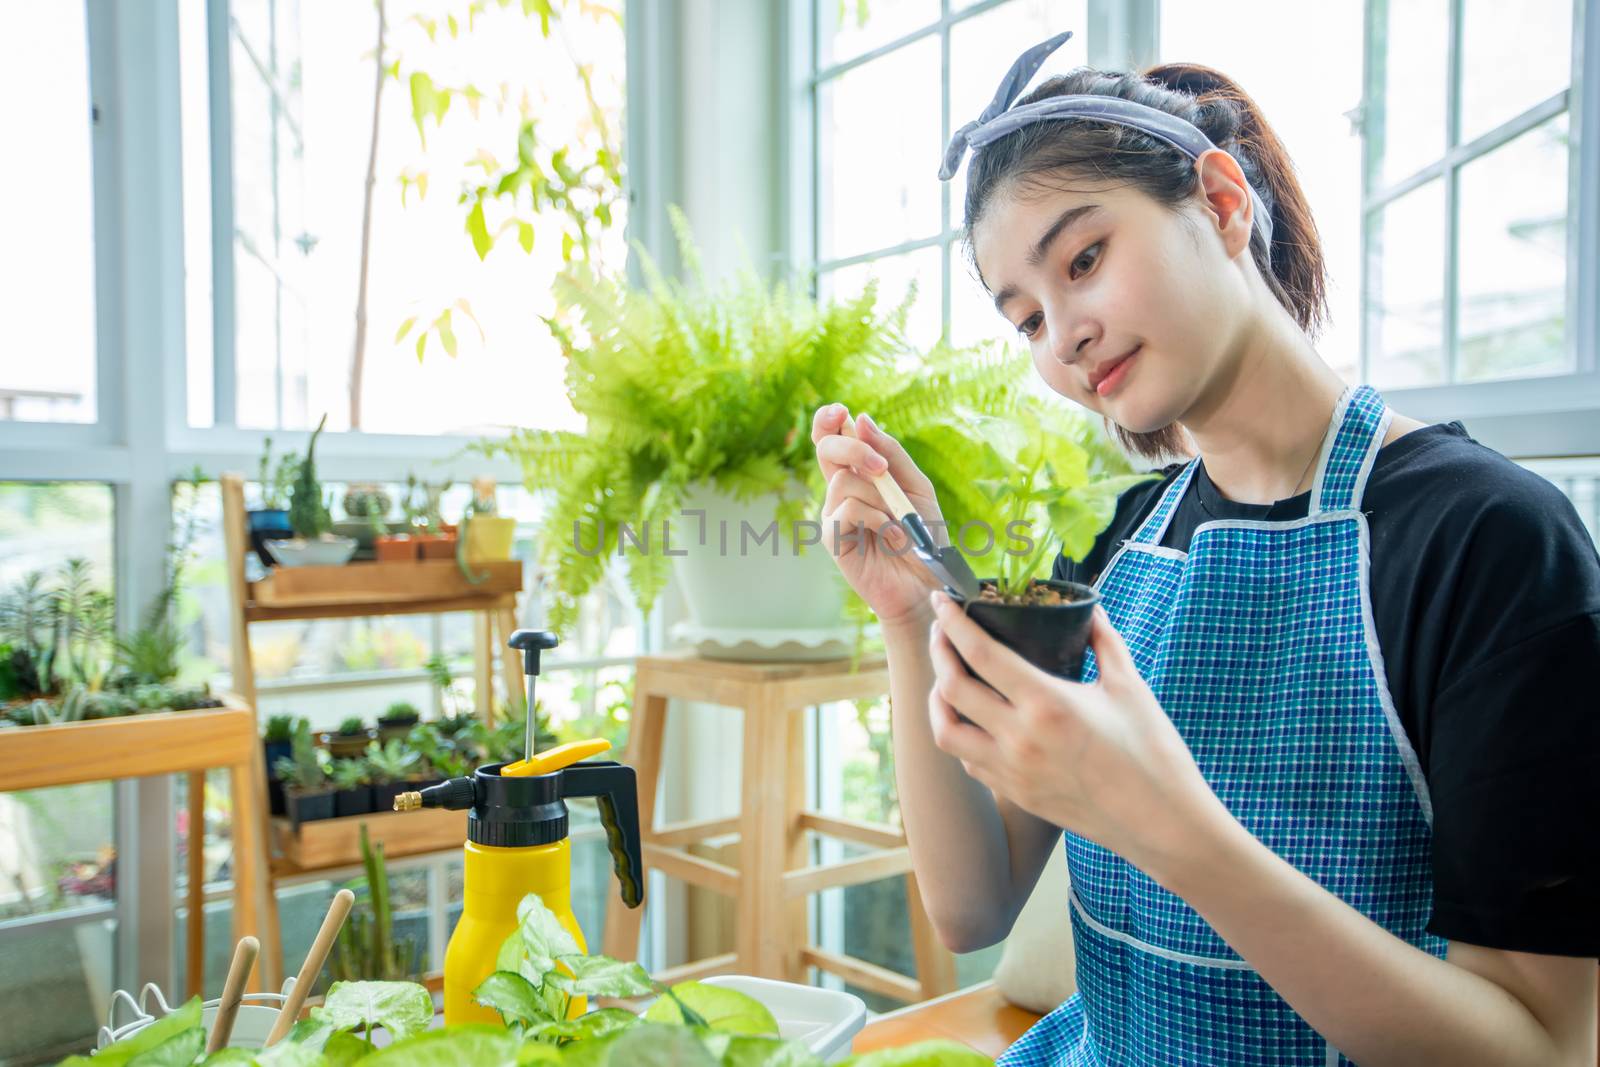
[325,715,373,759]
[275,719,335,826]
[264,414,359,567]
[376,700,421,742]
[331,757,375,817]
[365,738,423,812]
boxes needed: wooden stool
[601,652,956,1004]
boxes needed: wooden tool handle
[266,888,355,1045]
[837,415,918,520]
[206,935,259,1053]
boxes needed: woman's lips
[1094,344,1141,397]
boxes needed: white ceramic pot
[99,980,297,1052]
[666,480,862,661]
[264,535,358,567]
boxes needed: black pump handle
[561,760,644,909]
[508,629,559,677]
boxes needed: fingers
[811,402,848,445]
[824,468,887,517]
[928,622,1012,731]
[1086,603,1136,684]
[928,684,997,769]
[928,591,1038,698]
[822,497,906,557]
[857,412,934,499]
[816,432,889,482]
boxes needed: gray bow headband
[939,30,1274,253]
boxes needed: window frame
[1358,0,1600,455]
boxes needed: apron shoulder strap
[1127,456,1200,546]
[1310,384,1392,515]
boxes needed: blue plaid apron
[998,385,1444,1067]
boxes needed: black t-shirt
[1053,420,1600,958]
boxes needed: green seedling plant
[364,739,421,784]
[969,408,1159,602]
[330,758,371,791]
[263,713,298,744]
[255,435,297,511]
[337,716,368,738]
[380,700,420,726]
[274,719,331,793]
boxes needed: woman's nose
[1049,323,1096,367]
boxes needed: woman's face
[970,165,1254,434]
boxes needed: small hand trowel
[839,415,982,602]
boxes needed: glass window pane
[1369,0,1449,189]
[206,2,626,435]
[950,247,1013,349]
[0,3,97,424]
[819,0,938,68]
[949,0,1088,225]
[819,36,941,261]
[0,482,116,589]
[1365,180,1446,388]
[1456,113,1569,382]
[0,914,116,1061]
[819,245,943,352]
[1161,0,1363,382]
[1459,0,1571,144]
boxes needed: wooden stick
[837,415,917,520]
[265,888,355,1045]
[206,935,259,1053]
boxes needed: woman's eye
[1070,241,1103,279]
[1018,312,1043,339]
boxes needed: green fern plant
[483,207,1137,632]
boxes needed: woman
[812,31,1598,1067]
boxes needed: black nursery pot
[247,509,293,568]
[335,785,375,818]
[287,789,336,827]
[372,780,410,812]
[263,740,292,815]
[960,579,1101,684]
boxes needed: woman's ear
[1192,148,1255,260]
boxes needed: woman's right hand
[812,403,947,627]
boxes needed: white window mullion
[206,0,237,429]
[1572,0,1599,376]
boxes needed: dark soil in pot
[959,578,1100,687]
[334,785,375,817]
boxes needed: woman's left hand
[926,591,1232,888]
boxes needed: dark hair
[961,63,1328,462]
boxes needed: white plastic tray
[700,975,867,1062]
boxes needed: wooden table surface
[851,981,1042,1059]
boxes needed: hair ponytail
[1138,63,1329,337]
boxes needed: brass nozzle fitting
[393,791,423,812]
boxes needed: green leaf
[435,308,460,358]
[93,996,203,1065]
[409,72,448,144]
[322,1031,376,1067]
[311,980,434,1041]
[514,892,582,978]
[518,221,535,254]
[561,231,575,262]
[839,1040,995,1066]
[642,982,779,1037]
[447,13,459,36]
[199,1051,258,1066]
[472,969,551,1026]
[550,953,657,998]
[605,1024,718,1067]
[416,332,428,362]
[257,1035,329,1065]
[126,1028,205,1067]
[467,199,493,259]
[351,1024,519,1066]
[714,1036,824,1067]
[394,316,418,343]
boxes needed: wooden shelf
[271,807,468,872]
[0,707,257,792]
[245,559,521,621]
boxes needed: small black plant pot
[287,788,336,827]
[335,785,375,817]
[247,509,294,568]
[959,578,1101,690]
[372,780,411,812]
[263,740,292,815]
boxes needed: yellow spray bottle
[393,629,643,1025]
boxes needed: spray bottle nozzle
[393,776,477,812]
